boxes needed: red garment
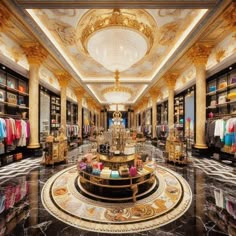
[15,120,21,139]
[5,119,16,145]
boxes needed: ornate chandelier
[112,107,123,126]
[102,70,132,103]
[80,8,154,72]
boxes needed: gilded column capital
[164,72,179,90]
[75,87,85,100]
[142,96,149,109]
[149,88,162,102]
[0,3,11,30]
[188,43,213,66]
[22,42,48,65]
[55,71,70,88]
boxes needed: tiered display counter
[77,153,157,203]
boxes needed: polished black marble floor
[0,146,235,236]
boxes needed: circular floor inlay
[42,165,192,234]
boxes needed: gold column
[75,88,85,140]
[133,105,137,128]
[164,73,178,131]
[23,43,47,148]
[189,43,213,149]
[56,71,70,135]
[128,108,131,128]
[97,106,101,130]
[130,110,134,129]
[150,89,161,139]
[100,109,104,131]
[104,107,107,131]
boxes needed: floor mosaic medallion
[42,164,192,234]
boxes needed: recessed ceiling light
[2,66,5,69]
[229,66,232,70]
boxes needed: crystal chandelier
[102,70,132,103]
[112,105,123,126]
[80,8,154,72]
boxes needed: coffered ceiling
[1,0,231,106]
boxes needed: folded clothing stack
[100,168,111,178]
[111,170,120,178]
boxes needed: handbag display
[0,90,5,102]
[230,77,236,84]
[218,95,227,104]
[7,92,17,104]
[210,100,217,107]
[227,92,236,101]
[218,79,227,89]
[209,85,216,92]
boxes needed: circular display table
[78,154,157,202]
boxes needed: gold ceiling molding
[0,3,11,30]
[22,42,48,64]
[47,18,76,46]
[77,9,157,55]
[14,0,218,8]
[188,43,214,66]
[158,21,180,46]
[222,2,236,32]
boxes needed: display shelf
[0,64,29,118]
[50,95,61,132]
[206,65,236,117]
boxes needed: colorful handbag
[219,82,227,89]
[230,77,236,84]
[218,95,227,104]
[209,85,216,92]
[129,166,137,177]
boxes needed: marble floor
[0,146,235,236]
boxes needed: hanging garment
[214,119,225,141]
[214,188,224,208]
[17,120,27,147]
[0,118,6,141]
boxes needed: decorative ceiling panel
[25,7,208,103]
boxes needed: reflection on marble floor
[0,145,235,236]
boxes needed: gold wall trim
[15,0,218,9]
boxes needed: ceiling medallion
[102,70,132,103]
[77,9,156,72]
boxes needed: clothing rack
[208,113,236,120]
[0,114,22,119]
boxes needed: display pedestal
[165,140,187,164]
[42,135,68,165]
